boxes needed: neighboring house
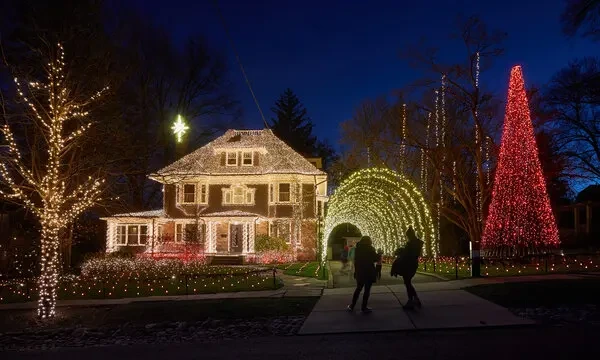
[102,129,328,262]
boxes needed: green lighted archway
[323,168,437,262]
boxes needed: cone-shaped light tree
[482,65,560,257]
[0,44,107,318]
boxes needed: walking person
[375,249,383,282]
[391,227,424,310]
[347,236,379,313]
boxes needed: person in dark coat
[347,236,379,313]
[390,227,424,309]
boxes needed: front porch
[103,210,269,258]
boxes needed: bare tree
[0,43,108,318]
[561,0,600,40]
[544,57,600,181]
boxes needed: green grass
[418,255,600,280]
[278,262,328,280]
[465,279,600,308]
[0,271,282,304]
[0,297,319,333]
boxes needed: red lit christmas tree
[482,65,560,257]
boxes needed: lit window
[223,185,255,205]
[278,183,290,202]
[183,184,196,203]
[184,223,197,242]
[227,152,238,166]
[118,224,148,245]
[233,186,244,204]
[139,225,148,245]
[127,225,138,245]
[242,151,253,166]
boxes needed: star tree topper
[172,114,189,143]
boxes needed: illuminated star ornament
[172,115,189,143]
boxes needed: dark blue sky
[139,0,597,149]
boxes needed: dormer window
[242,151,253,166]
[226,151,238,166]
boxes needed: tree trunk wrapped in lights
[482,66,560,257]
[0,43,107,318]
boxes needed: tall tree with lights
[482,66,560,257]
[0,43,107,318]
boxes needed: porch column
[242,222,248,255]
[208,221,217,253]
[249,219,256,253]
[106,221,114,253]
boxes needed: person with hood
[391,226,424,309]
[347,236,379,313]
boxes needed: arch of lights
[322,168,437,263]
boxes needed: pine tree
[482,66,560,257]
[270,88,317,156]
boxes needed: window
[199,184,208,203]
[158,225,164,240]
[222,185,255,205]
[227,152,238,166]
[116,225,126,245]
[269,184,274,203]
[116,224,148,245]
[242,151,253,166]
[183,184,196,203]
[270,220,291,243]
[176,224,184,242]
[185,223,197,242]
[278,183,290,202]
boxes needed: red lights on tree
[482,65,560,257]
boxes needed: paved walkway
[329,261,440,288]
[299,284,534,334]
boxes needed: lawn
[0,264,282,304]
[0,297,319,333]
[277,262,328,280]
[465,278,600,308]
[418,255,600,280]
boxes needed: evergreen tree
[270,88,317,156]
[269,89,338,169]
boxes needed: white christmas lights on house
[0,43,107,318]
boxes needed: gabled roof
[151,129,325,179]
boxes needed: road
[330,261,439,288]
[2,326,597,360]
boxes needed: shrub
[249,250,295,265]
[254,235,290,252]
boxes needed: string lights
[0,43,107,318]
[420,113,431,194]
[323,168,437,261]
[400,103,407,173]
[481,66,560,257]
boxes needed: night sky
[137,0,598,150]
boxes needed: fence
[416,252,600,280]
[0,267,278,304]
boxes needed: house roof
[200,210,266,218]
[106,210,165,218]
[151,129,325,179]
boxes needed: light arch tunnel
[322,167,438,263]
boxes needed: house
[102,129,328,262]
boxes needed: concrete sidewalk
[299,284,534,334]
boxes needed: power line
[212,0,269,129]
